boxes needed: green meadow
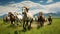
[0,18,60,34]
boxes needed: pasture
[0,18,60,34]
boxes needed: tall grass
[0,18,60,34]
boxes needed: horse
[37,12,48,29]
[48,14,52,25]
[26,11,33,29]
[22,7,33,31]
[8,12,16,25]
[3,16,10,22]
[13,12,23,25]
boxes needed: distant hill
[0,14,8,18]
[34,12,60,18]
[0,12,60,18]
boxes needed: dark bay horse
[8,12,16,25]
[37,12,46,29]
[3,12,22,25]
[48,14,52,25]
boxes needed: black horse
[48,14,52,25]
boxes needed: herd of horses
[3,7,52,32]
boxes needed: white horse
[14,11,34,26]
[14,12,23,20]
[27,11,34,20]
[16,14,23,20]
[14,11,34,21]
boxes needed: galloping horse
[14,12,23,25]
[48,14,52,25]
[37,12,47,28]
[8,12,16,25]
[3,16,10,22]
[22,7,33,31]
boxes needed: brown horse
[3,16,10,22]
[37,12,47,29]
[8,12,16,25]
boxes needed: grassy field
[0,18,60,34]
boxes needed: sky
[0,0,60,16]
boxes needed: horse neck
[23,12,27,16]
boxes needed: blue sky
[0,0,60,16]
[0,0,60,5]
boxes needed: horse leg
[37,22,41,29]
[26,20,29,26]
[28,22,31,30]
[29,19,33,29]
[11,21,13,24]
[11,20,14,25]
[39,22,42,27]
[25,20,29,30]
[48,21,52,25]
[19,20,22,25]
[23,21,26,31]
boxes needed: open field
[0,18,60,34]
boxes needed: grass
[0,18,60,34]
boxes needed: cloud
[29,9,50,15]
[0,1,46,15]
[40,0,44,2]
[46,0,53,3]
[8,1,48,15]
[30,2,60,14]
[0,5,19,16]
[45,2,60,13]
[0,6,18,12]
[46,2,60,8]
[19,1,45,8]
[0,1,60,16]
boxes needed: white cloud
[0,1,60,16]
[46,2,60,8]
[0,6,18,12]
[0,5,18,16]
[29,2,60,14]
[19,1,45,8]
[40,0,44,2]
[45,2,60,13]
[0,1,46,16]
[29,9,50,15]
[46,0,53,3]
